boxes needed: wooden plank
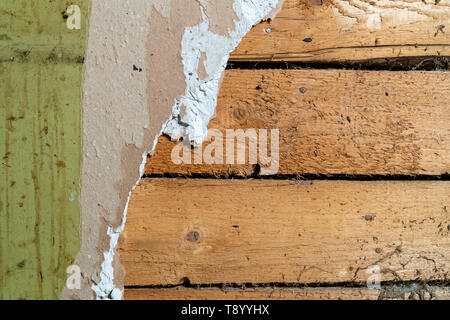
[230,0,450,62]
[125,286,450,300]
[146,69,450,177]
[0,1,89,299]
[119,179,450,286]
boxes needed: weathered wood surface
[0,1,88,299]
[123,0,450,301]
[119,179,450,286]
[146,69,450,177]
[125,286,450,300]
[230,0,450,63]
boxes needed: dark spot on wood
[179,277,191,286]
[56,161,66,168]
[234,108,246,120]
[302,38,313,43]
[434,25,445,37]
[186,231,200,242]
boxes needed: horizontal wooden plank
[119,179,450,286]
[230,0,450,62]
[125,286,450,300]
[146,70,450,176]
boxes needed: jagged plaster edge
[91,0,281,300]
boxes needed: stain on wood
[119,179,450,286]
[0,0,89,299]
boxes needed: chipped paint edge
[163,0,281,145]
[92,152,147,300]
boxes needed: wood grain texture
[0,1,88,299]
[146,69,450,177]
[230,0,450,62]
[119,179,450,286]
[125,286,450,300]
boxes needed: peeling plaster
[91,152,147,300]
[62,0,283,300]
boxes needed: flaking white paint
[163,0,281,146]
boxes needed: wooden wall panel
[146,69,450,177]
[0,1,88,299]
[125,286,450,300]
[119,179,450,286]
[230,0,450,63]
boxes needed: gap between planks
[124,285,450,300]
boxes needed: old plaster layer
[0,0,89,300]
[62,0,283,300]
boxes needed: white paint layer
[163,0,280,146]
[92,152,147,300]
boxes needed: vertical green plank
[0,1,89,299]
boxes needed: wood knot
[186,231,200,242]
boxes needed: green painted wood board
[0,0,89,299]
